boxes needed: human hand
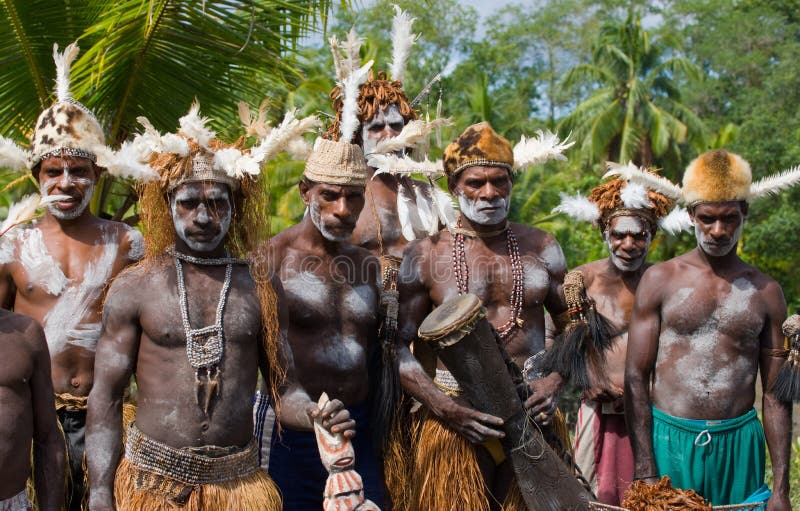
[440,398,504,444]
[582,383,623,403]
[524,372,564,425]
[765,492,791,511]
[309,396,356,439]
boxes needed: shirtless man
[263,137,384,510]
[0,309,65,511]
[398,122,570,509]
[0,44,142,509]
[86,124,353,510]
[552,172,677,505]
[626,150,793,510]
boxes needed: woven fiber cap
[683,149,752,205]
[304,137,367,186]
[166,151,240,192]
[443,122,514,177]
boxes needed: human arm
[396,241,504,443]
[759,282,791,511]
[623,267,662,483]
[268,274,355,437]
[0,258,16,310]
[86,276,141,510]
[28,321,66,511]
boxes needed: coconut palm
[0,0,337,219]
[558,11,707,178]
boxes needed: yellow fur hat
[443,122,514,177]
[682,149,752,205]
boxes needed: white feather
[367,153,443,178]
[213,148,242,177]
[342,28,364,78]
[658,206,693,236]
[1,195,41,236]
[552,192,601,223]
[389,5,417,83]
[412,182,438,236]
[98,142,158,181]
[431,185,458,229]
[748,165,800,200]
[329,35,346,86]
[53,42,80,102]
[286,137,312,159]
[603,161,683,201]
[513,130,575,170]
[340,60,373,143]
[397,184,423,241]
[178,101,215,148]
[0,136,30,171]
[620,181,651,209]
[250,110,321,164]
[160,133,191,156]
[368,118,453,156]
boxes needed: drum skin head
[418,293,484,340]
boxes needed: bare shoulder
[571,258,608,286]
[739,263,785,304]
[97,218,144,261]
[107,258,166,302]
[0,309,46,353]
[512,223,566,271]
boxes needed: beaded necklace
[452,216,525,343]
[174,248,239,415]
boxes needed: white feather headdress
[368,118,453,156]
[53,42,80,103]
[603,161,683,201]
[339,60,373,143]
[748,164,800,200]
[389,5,417,83]
[513,130,575,171]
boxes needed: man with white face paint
[625,149,797,510]
[0,43,142,511]
[396,122,574,510]
[549,169,677,506]
[87,107,354,511]
[259,137,384,510]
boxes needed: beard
[456,193,509,226]
[695,222,743,257]
[309,200,352,242]
[44,183,94,220]
[171,199,231,253]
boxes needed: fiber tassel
[772,314,800,402]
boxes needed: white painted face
[170,182,232,252]
[309,198,351,242]
[604,215,652,272]
[456,191,510,225]
[39,158,96,220]
[361,104,405,155]
[695,222,743,257]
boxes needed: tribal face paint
[604,215,652,272]
[38,156,97,220]
[690,201,746,257]
[361,104,405,156]
[170,182,232,252]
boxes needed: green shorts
[652,406,769,507]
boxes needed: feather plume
[53,42,80,102]
[389,5,417,83]
[340,60,373,143]
[513,130,575,170]
[412,182,439,236]
[96,143,158,181]
[239,100,270,138]
[286,137,313,159]
[342,28,364,78]
[603,161,683,201]
[658,206,692,236]
[748,164,800,200]
[620,181,651,209]
[0,136,30,172]
[368,118,452,156]
[134,117,190,159]
[431,185,457,229]
[250,109,321,164]
[329,35,346,86]
[1,194,71,237]
[397,183,423,241]
[160,134,191,156]
[552,192,601,223]
[367,153,443,178]
[178,101,215,148]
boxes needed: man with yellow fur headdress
[621,149,799,509]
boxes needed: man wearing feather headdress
[259,102,385,507]
[622,149,798,510]
[395,121,575,510]
[550,165,683,506]
[0,42,146,511]
[85,104,354,511]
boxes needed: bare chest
[281,269,379,328]
[0,342,33,390]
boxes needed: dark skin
[264,181,380,407]
[625,201,791,511]
[86,182,354,510]
[397,165,568,501]
[0,155,138,397]
[0,310,64,509]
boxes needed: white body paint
[695,221,743,257]
[19,227,70,295]
[126,227,145,261]
[361,104,405,156]
[42,170,95,220]
[170,185,231,252]
[604,216,652,272]
[456,192,509,226]
[310,199,351,242]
